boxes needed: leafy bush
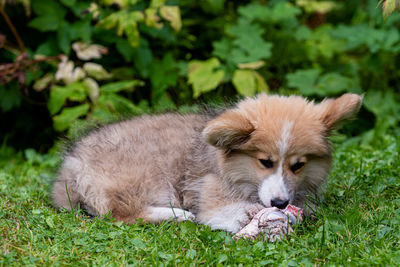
[0,0,399,150]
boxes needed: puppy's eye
[259,159,274,169]
[291,162,305,173]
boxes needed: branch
[0,6,25,53]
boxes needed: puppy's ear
[317,93,363,131]
[203,110,254,149]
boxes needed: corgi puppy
[52,93,362,233]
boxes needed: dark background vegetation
[1,1,400,265]
[0,0,399,152]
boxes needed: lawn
[1,133,400,266]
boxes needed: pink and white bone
[233,204,303,242]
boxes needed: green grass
[1,134,400,266]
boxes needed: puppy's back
[52,113,207,219]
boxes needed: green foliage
[0,83,22,112]
[98,10,144,47]
[188,58,225,98]
[287,69,359,96]
[1,1,400,264]
[380,0,400,19]
[1,0,400,142]
[53,104,90,131]
[232,69,269,96]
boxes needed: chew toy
[233,204,303,242]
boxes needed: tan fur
[52,93,362,233]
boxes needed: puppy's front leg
[197,201,264,233]
[194,174,264,233]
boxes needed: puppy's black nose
[271,198,289,209]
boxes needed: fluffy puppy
[52,93,362,233]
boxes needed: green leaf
[152,93,176,112]
[287,69,356,96]
[98,94,142,115]
[29,0,66,32]
[188,58,225,98]
[160,6,182,32]
[316,73,352,95]
[98,11,121,31]
[364,90,399,116]
[35,38,59,56]
[90,107,117,123]
[145,8,163,29]
[53,104,90,131]
[24,149,43,164]
[100,80,143,93]
[60,0,77,8]
[382,0,399,20]
[48,83,87,115]
[57,22,72,54]
[150,53,178,100]
[253,71,269,93]
[99,10,144,47]
[31,0,66,17]
[232,70,256,96]
[294,26,312,41]
[227,18,272,64]
[232,70,268,96]
[238,3,271,22]
[116,39,135,62]
[364,90,400,135]
[270,2,302,23]
[126,23,140,47]
[200,0,225,14]
[70,19,92,42]
[60,83,87,102]
[212,38,232,60]
[297,0,339,14]
[101,0,133,8]
[0,84,22,112]
[382,28,400,51]
[330,24,400,53]
[233,36,272,64]
[132,41,153,77]
[287,69,321,95]
[227,18,265,38]
[28,15,60,32]
[149,0,164,9]
[110,68,136,80]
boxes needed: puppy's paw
[173,209,196,222]
[202,202,264,233]
[144,207,195,223]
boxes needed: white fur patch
[202,202,262,233]
[258,170,289,207]
[258,121,292,207]
[278,121,293,157]
[145,207,195,222]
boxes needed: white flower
[83,77,99,103]
[83,63,112,80]
[72,42,108,61]
[55,55,86,84]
